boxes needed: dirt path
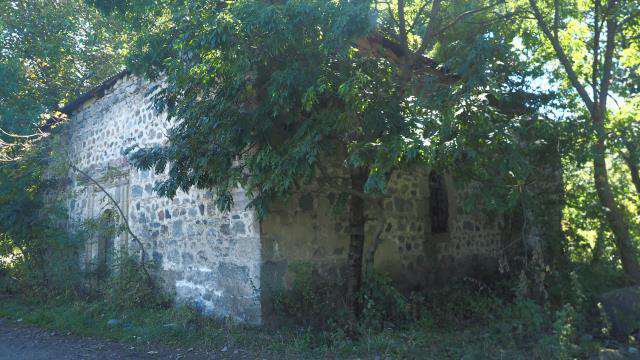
[0,318,213,360]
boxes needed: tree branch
[592,0,602,105]
[423,2,498,50]
[0,127,45,139]
[598,5,618,115]
[418,0,442,54]
[365,219,390,274]
[356,31,460,85]
[619,9,640,27]
[529,0,594,111]
[69,163,154,285]
[621,151,640,197]
[553,0,561,38]
[398,0,408,48]
[315,161,391,200]
[408,0,433,34]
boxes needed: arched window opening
[429,172,449,234]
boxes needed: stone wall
[260,167,504,308]
[63,74,506,324]
[65,75,262,323]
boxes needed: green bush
[71,204,172,312]
[0,132,85,299]
[271,262,419,332]
[1,224,85,300]
[360,272,413,330]
[425,278,505,326]
[0,261,14,295]
[271,261,349,328]
[498,297,546,337]
[101,252,173,312]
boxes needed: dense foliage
[116,0,566,312]
[0,0,125,296]
[520,0,640,282]
[1,0,640,356]
[0,121,96,299]
[115,0,557,217]
[0,0,126,133]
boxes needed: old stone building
[61,71,507,324]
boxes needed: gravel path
[0,318,212,360]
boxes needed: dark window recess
[429,172,449,234]
[98,209,117,268]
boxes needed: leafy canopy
[125,0,551,216]
[0,0,126,133]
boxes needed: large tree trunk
[346,167,367,318]
[593,119,640,284]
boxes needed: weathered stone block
[231,221,246,235]
[172,220,183,236]
[131,185,143,197]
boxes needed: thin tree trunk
[622,155,640,197]
[529,0,640,284]
[591,221,606,265]
[346,167,367,318]
[592,119,640,284]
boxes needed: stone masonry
[62,73,506,324]
[65,74,261,323]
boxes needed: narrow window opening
[98,209,118,269]
[429,172,449,234]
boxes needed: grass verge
[0,295,607,359]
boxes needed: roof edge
[59,69,131,114]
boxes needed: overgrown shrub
[0,127,85,299]
[0,221,85,299]
[425,277,505,326]
[0,138,170,309]
[0,259,13,295]
[272,262,423,333]
[360,272,413,330]
[498,297,546,337]
[101,252,172,312]
[271,261,349,328]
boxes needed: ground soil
[0,318,213,360]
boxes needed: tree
[611,98,640,197]
[0,0,125,295]
[118,0,540,315]
[526,0,640,283]
[0,0,125,134]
